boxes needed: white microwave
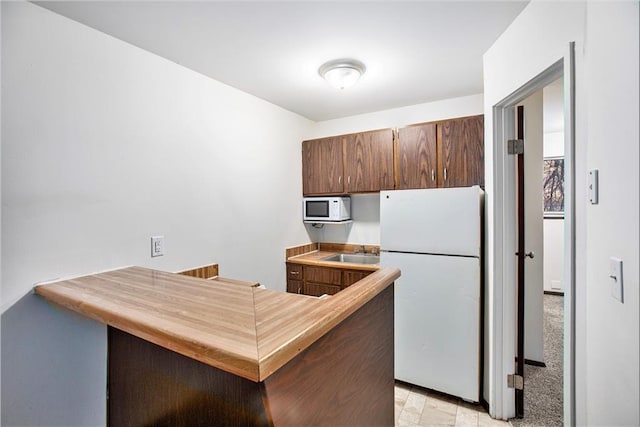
[303,196,351,222]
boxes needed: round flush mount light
[318,59,366,90]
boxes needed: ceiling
[35,1,529,122]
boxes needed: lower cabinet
[286,263,373,296]
[286,264,303,294]
[343,270,371,287]
[287,279,303,294]
[305,282,342,297]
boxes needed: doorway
[511,79,566,427]
[490,43,575,423]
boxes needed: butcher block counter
[286,249,379,271]
[286,242,380,271]
[35,265,399,426]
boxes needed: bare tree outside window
[543,157,564,216]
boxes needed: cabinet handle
[444,168,448,181]
[348,176,351,185]
[338,176,342,184]
[290,271,299,275]
[431,169,435,182]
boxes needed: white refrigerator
[380,186,483,402]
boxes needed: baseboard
[544,290,564,296]
[524,358,547,367]
[480,397,490,413]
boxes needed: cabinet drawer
[304,282,341,297]
[304,266,342,285]
[287,264,303,280]
[343,270,372,288]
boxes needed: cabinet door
[343,270,372,288]
[345,129,394,193]
[438,115,484,188]
[302,136,344,195]
[304,282,341,297]
[287,280,303,294]
[397,123,438,189]
[303,266,342,285]
[286,264,303,294]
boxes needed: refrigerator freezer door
[380,186,482,257]
[383,251,480,402]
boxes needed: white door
[383,251,480,402]
[521,91,545,363]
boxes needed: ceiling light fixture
[318,59,366,90]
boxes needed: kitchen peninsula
[35,266,399,426]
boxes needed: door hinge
[507,139,524,155]
[507,374,524,390]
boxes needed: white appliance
[303,196,351,222]
[380,186,483,402]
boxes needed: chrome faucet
[353,244,366,254]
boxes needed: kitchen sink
[322,253,380,265]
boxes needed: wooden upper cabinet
[301,116,483,195]
[345,129,394,193]
[302,136,344,195]
[302,129,393,195]
[438,115,484,188]
[397,123,438,189]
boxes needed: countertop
[34,265,399,382]
[286,250,380,271]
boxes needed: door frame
[490,43,576,423]
[515,105,525,418]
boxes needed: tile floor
[395,382,510,427]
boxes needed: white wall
[307,193,381,245]
[543,81,564,293]
[483,1,586,419]
[306,94,483,245]
[307,93,483,139]
[1,2,312,425]
[0,2,3,421]
[484,0,639,424]
[543,219,563,291]
[583,2,639,424]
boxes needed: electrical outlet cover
[151,236,164,257]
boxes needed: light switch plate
[609,257,623,302]
[151,236,164,257]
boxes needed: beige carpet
[510,294,564,427]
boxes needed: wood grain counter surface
[34,265,399,382]
[286,250,380,271]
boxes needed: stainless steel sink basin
[322,253,380,265]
